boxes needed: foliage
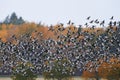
[98,59,120,80]
[43,58,73,80]
[3,12,25,25]
[11,62,37,80]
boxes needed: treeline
[0,13,104,42]
[1,12,25,25]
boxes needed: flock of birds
[0,16,120,76]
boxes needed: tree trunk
[95,71,100,80]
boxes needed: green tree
[10,12,18,24]
[43,58,73,80]
[3,12,25,25]
[17,17,25,24]
[11,62,37,80]
[3,15,10,24]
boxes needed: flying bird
[113,21,116,26]
[94,19,99,24]
[67,20,71,25]
[110,16,114,20]
[89,20,94,23]
[109,21,113,27]
[87,16,91,20]
[100,20,105,27]
[85,23,88,27]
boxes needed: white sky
[0,0,120,26]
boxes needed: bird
[92,25,95,29]
[48,25,54,31]
[71,22,74,25]
[110,16,114,20]
[109,21,113,27]
[117,21,120,27]
[100,20,105,27]
[89,20,94,23]
[85,23,88,26]
[94,19,99,24]
[87,16,91,20]
[113,21,117,26]
[67,20,71,25]
[95,19,98,22]
[60,23,64,26]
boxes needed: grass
[0,76,84,80]
[0,77,108,80]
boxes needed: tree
[82,70,95,80]
[10,12,18,24]
[11,62,37,80]
[3,15,10,24]
[43,58,74,80]
[7,12,25,25]
[17,17,25,24]
[106,64,120,80]
[98,61,120,80]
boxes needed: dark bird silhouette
[67,20,71,25]
[92,25,95,29]
[12,34,15,38]
[48,25,54,31]
[100,20,105,27]
[58,27,65,31]
[109,21,113,27]
[113,21,116,26]
[71,22,74,25]
[85,23,88,26]
[94,19,99,24]
[60,23,64,26]
[89,20,94,23]
[85,23,88,27]
[102,20,105,24]
[117,21,120,27]
[110,16,114,20]
[87,16,91,20]
[95,19,98,22]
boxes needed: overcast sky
[0,0,120,25]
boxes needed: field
[0,77,85,80]
[0,77,108,80]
